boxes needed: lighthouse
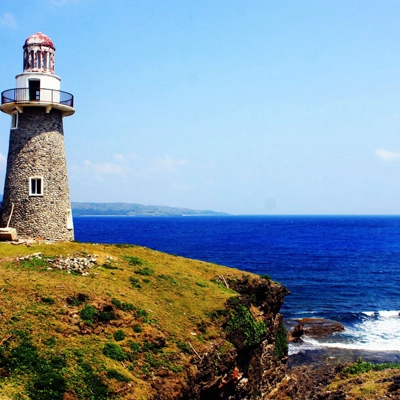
[0,32,74,241]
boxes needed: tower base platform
[0,228,17,241]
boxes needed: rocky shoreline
[274,317,400,399]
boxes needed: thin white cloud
[172,183,191,191]
[129,153,141,161]
[84,160,125,174]
[200,161,215,170]
[149,155,189,173]
[375,148,400,161]
[48,0,80,6]
[114,154,125,162]
[0,152,6,167]
[0,13,17,29]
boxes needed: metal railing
[1,88,74,108]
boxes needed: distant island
[71,202,229,217]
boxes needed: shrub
[344,358,400,375]
[28,371,66,400]
[49,355,67,369]
[10,340,41,370]
[73,361,109,399]
[168,364,184,372]
[132,324,142,333]
[102,343,127,361]
[225,297,267,347]
[197,321,208,334]
[102,263,118,270]
[144,352,163,367]
[97,308,116,322]
[120,302,136,312]
[125,256,146,266]
[207,308,229,321]
[135,308,149,322]
[43,337,56,347]
[80,305,98,325]
[111,298,136,312]
[129,342,141,353]
[273,323,288,358]
[135,267,154,276]
[129,277,142,289]
[66,293,89,306]
[344,359,374,374]
[176,341,191,354]
[107,369,131,382]
[41,297,55,305]
[113,330,126,341]
[157,274,178,285]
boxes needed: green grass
[0,241,274,399]
[225,297,267,347]
[344,358,400,375]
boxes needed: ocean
[74,215,400,364]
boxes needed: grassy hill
[0,241,287,399]
[0,242,398,399]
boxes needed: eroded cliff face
[175,275,290,400]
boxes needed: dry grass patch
[325,360,400,399]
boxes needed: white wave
[289,340,320,355]
[363,310,400,318]
[291,311,400,353]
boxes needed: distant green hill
[71,202,229,216]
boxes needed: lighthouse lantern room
[0,32,75,241]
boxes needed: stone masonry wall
[0,107,74,240]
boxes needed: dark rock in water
[286,318,345,341]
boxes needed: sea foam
[292,311,400,353]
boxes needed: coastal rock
[286,318,345,341]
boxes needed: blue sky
[1,1,400,214]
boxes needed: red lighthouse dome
[23,32,55,74]
[24,32,55,49]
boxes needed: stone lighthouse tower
[0,32,74,241]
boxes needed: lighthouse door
[29,80,40,101]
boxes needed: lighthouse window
[43,52,48,69]
[29,177,43,196]
[30,50,34,68]
[11,112,18,129]
[37,51,41,69]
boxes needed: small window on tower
[11,112,18,129]
[29,177,44,196]
[66,209,73,230]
